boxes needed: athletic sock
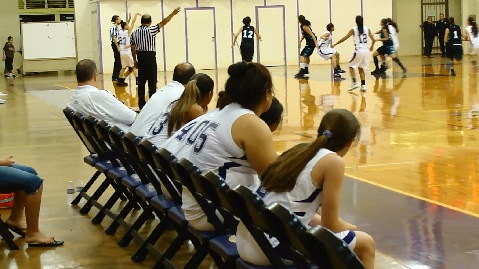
[300,63,307,69]
[393,58,405,69]
[352,78,356,83]
[361,80,366,85]
[374,56,379,69]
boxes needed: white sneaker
[348,82,359,91]
[360,85,367,91]
[0,91,6,96]
[0,98,5,104]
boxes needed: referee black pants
[137,51,157,109]
[111,42,121,80]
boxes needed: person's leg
[390,54,406,72]
[372,51,380,74]
[353,231,376,269]
[137,53,147,108]
[439,35,446,57]
[147,55,158,99]
[111,43,119,80]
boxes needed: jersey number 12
[359,34,367,44]
[243,30,253,39]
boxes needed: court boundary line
[345,173,479,218]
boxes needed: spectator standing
[436,13,448,57]
[421,17,437,58]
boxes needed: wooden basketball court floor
[1,56,479,268]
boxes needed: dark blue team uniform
[300,24,317,57]
[240,25,255,62]
[446,25,463,60]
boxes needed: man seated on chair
[0,155,63,247]
[129,62,196,137]
[67,59,137,131]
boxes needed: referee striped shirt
[130,24,160,52]
[109,25,119,43]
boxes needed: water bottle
[76,180,84,192]
[67,181,75,194]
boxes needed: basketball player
[232,16,261,62]
[236,109,376,268]
[333,16,375,91]
[465,17,479,68]
[146,73,213,148]
[445,17,465,76]
[386,18,400,52]
[117,13,140,86]
[371,19,407,75]
[295,15,320,79]
[169,62,277,231]
[317,23,345,78]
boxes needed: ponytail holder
[322,130,333,139]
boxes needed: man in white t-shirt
[129,62,195,137]
[67,59,137,132]
[117,13,140,87]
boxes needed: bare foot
[5,219,26,230]
[25,231,55,244]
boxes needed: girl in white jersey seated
[465,17,479,68]
[332,16,375,92]
[146,73,213,148]
[174,62,278,231]
[236,109,375,268]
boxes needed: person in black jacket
[421,17,437,58]
[436,13,448,57]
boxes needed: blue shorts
[0,164,43,195]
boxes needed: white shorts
[335,230,357,250]
[470,46,479,56]
[349,49,370,69]
[317,47,337,60]
[120,53,134,68]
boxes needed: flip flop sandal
[28,240,64,247]
[6,224,27,238]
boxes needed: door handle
[212,37,215,41]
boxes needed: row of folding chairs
[63,107,365,269]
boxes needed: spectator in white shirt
[67,59,137,131]
[129,62,195,137]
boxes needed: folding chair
[304,226,365,269]
[66,110,103,207]
[170,158,235,269]
[228,185,296,269]
[0,213,19,250]
[131,140,182,263]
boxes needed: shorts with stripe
[377,45,394,56]
[301,44,316,57]
[447,44,463,60]
[349,49,370,69]
[335,230,357,250]
[317,47,337,60]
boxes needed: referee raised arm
[131,7,181,109]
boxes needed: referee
[131,7,181,109]
[110,15,122,81]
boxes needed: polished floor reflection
[1,56,479,268]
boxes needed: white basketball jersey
[189,103,258,188]
[162,109,220,221]
[118,30,131,54]
[130,81,185,138]
[388,24,399,48]
[319,30,332,48]
[353,26,369,50]
[145,101,176,148]
[466,26,479,47]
